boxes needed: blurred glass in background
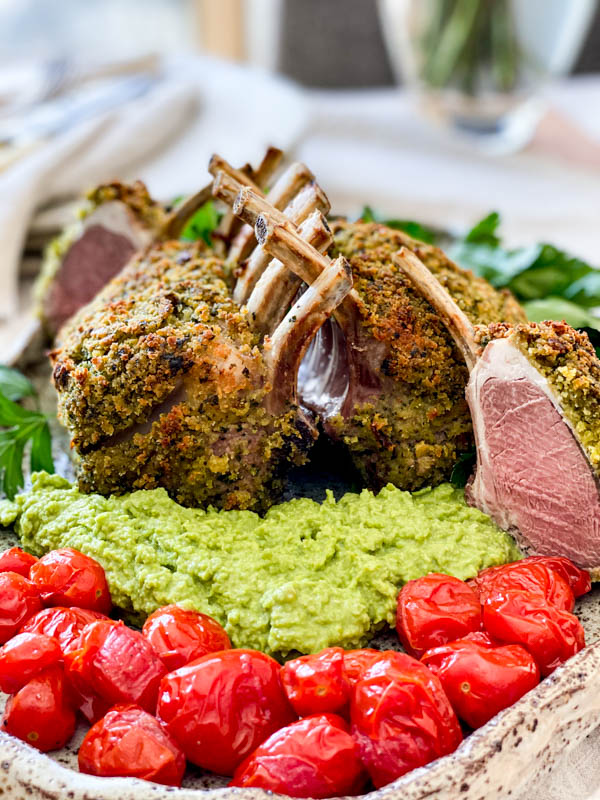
[0,0,599,152]
[379,0,598,152]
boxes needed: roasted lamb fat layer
[396,249,600,572]
[51,238,351,511]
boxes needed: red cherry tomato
[29,548,111,614]
[20,607,108,655]
[470,561,575,612]
[142,604,231,671]
[0,572,41,644]
[78,704,186,787]
[343,649,390,685]
[157,649,296,776]
[65,620,166,717]
[0,547,37,578]
[482,590,585,677]
[396,573,482,657]
[422,637,540,729]
[2,666,76,752]
[231,714,368,798]
[0,632,62,694]
[281,647,348,717]
[350,651,462,788]
[523,556,591,599]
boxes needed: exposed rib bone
[160,148,282,241]
[216,147,283,242]
[393,248,480,370]
[227,162,316,268]
[247,210,333,335]
[266,256,352,414]
[234,181,330,305]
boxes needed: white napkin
[0,79,197,318]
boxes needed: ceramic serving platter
[1,328,600,800]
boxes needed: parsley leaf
[0,366,35,402]
[180,200,221,246]
[0,376,54,500]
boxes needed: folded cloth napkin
[0,78,197,318]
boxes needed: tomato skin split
[79,703,186,787]
[64,620,167,720]
[350,651,462,788]
[29,548,112,614]
[396,573,482,658]
[470,561,575,612]
[482,591,585,677]
[281,647,348,717]
[0,632,62,694]
[231,714,368,798]
[422,636,540,728]
[2,666,76,752]
[0,548,37,579]
[142,604,231,671]
[157,648,296,776]
[0,572,42,645]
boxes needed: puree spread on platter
[0,472,520,656]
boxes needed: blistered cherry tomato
[20,606,108,655]
[78,704,186,787]
[65,620,166,718]
[142,604,231,671]
[2,666,76,752]
[350,651,462,788]
[483,590,585,677]
[396,573,481,657]
[0,632,62,694]
[158,649,296,776]
[0,547,37,578]
[422,637,539,728]
[523,556,591,599]
[281,647,347,717]
[343,649,389,685]
[30,548,111,614]
[0,572,41,644]
[470,561,574,612]
[231,714,368,798]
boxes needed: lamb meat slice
[38,181,165,338]
[395,247,600,572]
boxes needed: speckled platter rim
[0,638,598,800]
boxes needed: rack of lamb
[50,153,351,510]
[395,247,600,573]
[211,162,526,493]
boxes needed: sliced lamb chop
[395,247,600,572]
[39,149,283,339]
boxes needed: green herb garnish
[0,369,54,500]
[450,448,477,488]
[360,207,437,244]
[180,200,221,246]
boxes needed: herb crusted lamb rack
[212,166,526,493]
[50,154,352,511]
